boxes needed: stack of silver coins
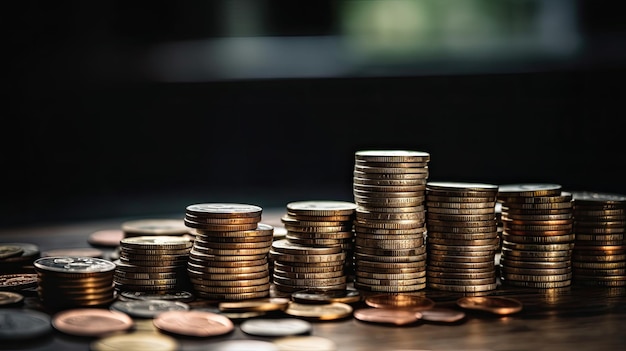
[571,191,626,287]
[279,200,357,283]
[352,150,430,293]
[114,236,193,293]
[184,203,273,300]
[425,182,499,293]
[34,256,116,310]
[498,184,575,289]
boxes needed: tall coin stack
[184,203,273,300]
[425,182,499,293]
[114,236,193,293]
[271,201,356,293]
[498,184,575,289]
[35,256,116,310]
[352,150,430,293]
[571,191,626,287]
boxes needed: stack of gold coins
[114,236,193,293]
[34,256,116,310]
[184,203,273,300]
[270,239,347,293]
[282,201,357,278]
[498,184,575,289]
[425,182,499,293]
[352,150,430,293]
[571,191,626,287]
[122,219,191,239]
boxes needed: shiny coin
[364,294,435,311]
[90,332,179,351]
[0,291,24,306]
[52,308,134,337]
[355,150,430,163]
[286,201,357,217]
[353,308,421,325]
[42,247,104,258]
[272,335,337,351]
[153,310,234,337]
[0,273,38,291]
[186,203,263,218]
[219,297,290,312]
[211,340,280,351]
[290,288,361,304]
[456,296,523,315]
[0,309,52,340]
[498,183,562,198]
[88,229,125,247]
[0,242,40,263]
[420,307,466,323]
[284,302,353,321]
[240,318,312,336]
[122,218,189,236]
[0,245,24,259]
[34,256,116,274]
[110,299,190,318]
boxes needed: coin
[0,291,24,306]
[353,308,421,325]
[290,288,361,304]
[0,273,38,291]
[0,245,24,259]
[218,297,290,312]
[240,318,312,336]
[420,307,466,323]
[88,229,125,247]
[120,290,194,302]
[0,242,40,264]
[110,299,190,318]
[364,294,434,311]
[52,308,134,337]
[90,332,179,351]
[34,256,116,274]
[456,296,523,315]
[272,335,338,351]
[122,219,189,236]
[211,340,280,351]
[42,247,104,258]
[0,309,52,340]
[284,302,353,321]
[355,150,431,162]
[498,184,562,198]
[186,203,263,218]
[152,310,234,337]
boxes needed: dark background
[4,0,626,228]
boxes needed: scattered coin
[110,299,190,318]
[419,307,466,323]
[52,308,134,337]
[290,288,361,305]
[90,332,179,351]
[0,309,52,340]
[364,294,435,311]
[88,229,125,247]
[211,340,280,351]
[456,296,523,315]
[272,335,337,351]
[219,297,290,312]
[0,245,24,259]
[0,291,24,306]
[240,318,312,336]
[42,247,104,258]
[284,302,353,321]
[152,310,234,337]
[353,307,421,325]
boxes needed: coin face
[0,243,40,263]
[240,318,312,336]
[186,203,263,217]
[0,245,24,259]
[0,291,24,306]
[272,335,337,351]
[120,290,195,302]
[90,332,179,351]
[0,273,38,291]
[290,288,361,304]
[110,299,190,318]
[353,308,421,326]
[52,308,134,337]
[0,309,52,340]
[456,296,523,315]
[34,256,116,274]
[152,310,234,337]
[571,191,626,204]
[364,294,435,311]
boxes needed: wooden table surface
[1,208,625,351]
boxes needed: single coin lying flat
[456,296,523,315]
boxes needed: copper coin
[0,273,38,291]
[456,296,523,315]
[353,308,421,325]
[364,294,435,311]
[272,335,337,351]
[152,310,234,337]
[52,308,134,337]
[90,332,179,351]
[420,307,466,323]
[42,247,104,258]
[211,340,279,351]
[88,229,125,247]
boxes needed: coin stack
[34,256,116,310]
[425,182,499,293]
[571,191,626,287]
[184,203,273,300]
[498,184,575,289]
[122,219,191,238]
[352,150,430,293]
[281,200,357,277]
[114,236,193,293]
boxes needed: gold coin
[364,293,434,310]
[497,183,562,198]
[271,239,342,255]
[274,269,345,280]
[284,302,352,321]
[290,288,361,305]
[353,282,426,292]
[353,307,420,326]
[272,335,338,351]
[0,291,24,306]
[456,296,522,315]
[90,332,178,351]
[219,297,290,312]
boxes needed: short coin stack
[498,184,575,289]
[571,191,626,287]
[114,236,193,293]
[184,203,273,300]
[425,182,499,293]
[281,200,357,278]
[352,150,430,293]
[34,256,116,310]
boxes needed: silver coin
[110,299,190,318]
[240,318,312,337]
[0,309,51,340]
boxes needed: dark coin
[0,309,52,340]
